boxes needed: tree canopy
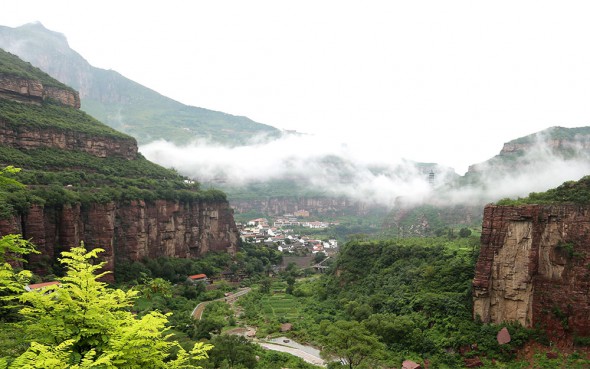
[0,242,212,368]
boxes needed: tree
[5,243,212,368]
[0,234,37,322]
[208,335,257,369]
[260,277,272,294]
[458,227,472,238]
[320,320,385,369]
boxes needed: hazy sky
[2,1,590,174]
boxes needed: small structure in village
[187,273,209,284]
[24,281,61,292]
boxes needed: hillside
[0,48,238,280]
[0,22,280,145]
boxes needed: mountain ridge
[0,22,281,145]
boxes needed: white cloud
[141,130,590,209]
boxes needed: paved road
[191,287,251,320]
[258,341,326,367]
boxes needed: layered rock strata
[0,119,137,159]
[473,205,590,340]
[0,200,238,281]
[0,75,80,108]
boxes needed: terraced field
[259,292,304,321]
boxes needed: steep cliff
[0,200,238,280]
[473,204,590,341]
[0,48,239,281]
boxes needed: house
[294,209,310,217]
[24,281,60,292]
[187,274,209,284]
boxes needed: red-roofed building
[24,281,60,292]
[187,274,209,284]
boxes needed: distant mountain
[466,126,590,178]
[0,22,280,145]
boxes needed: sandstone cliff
[473,204,590,340]
[0,117,137,159]
[0,74,80,108]
[0,53,240,281]
[0,200,238,282]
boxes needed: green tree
[320,320,385,369]
[0,234,38,321]
[208,335,257,369]
[458,227,472,238]
[5,244,212,368]
[260,277,272,294]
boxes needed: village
[236,210,340,257]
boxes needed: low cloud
[140,130,590,208]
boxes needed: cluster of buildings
[237,215,339,255]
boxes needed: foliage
[0,234,38,321]
[0,48,74,91]
[0,98,127,139]
[207,335,257,369]
[3,243,212,368]
[319,320,385,369]
[496,175,590,205]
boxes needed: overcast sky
[2,1,590,174]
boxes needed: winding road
[191,287,251,320]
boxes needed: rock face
[0,75,80,108]
[473,205,590,340]
[0,200,238,281]
[0,118,137,159]
[0,70,239,281]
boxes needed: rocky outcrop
[0,75,80,108]
[0,119,137,159]
[473,205,590,340]
[0,200,239,282]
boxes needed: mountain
[466,126,590,178]
[0,48,239,281]
[0,22,280,145]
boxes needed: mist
[140,131,590,208]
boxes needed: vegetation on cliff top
[0,98,130,140]
[497,175,590,205]
[0,48,74,91]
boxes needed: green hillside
[0,22,281,145]
[0,52,225,218]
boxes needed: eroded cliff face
[0,75,80,108]
[0,119,137,159]
[473,205,590,340]
[0,200,238,281]
[0,73,239,281]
